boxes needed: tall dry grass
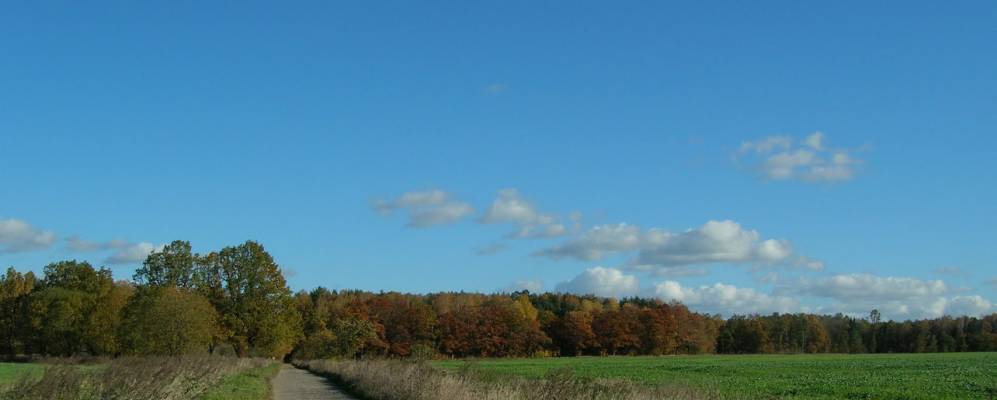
[300,359,723,400]
[0,356,271,400]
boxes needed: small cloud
[739,136,792,154]
[484,83,507,95]
[480,188,569,239]
[105,242,163,265]
[985,278,997,287]
[67,236,162,265]
[534,223,642,261]
[0,218,56,253]
[555,267,639,298]
[474,242,505,256]
[804,131,825,150]
[66,236,130,252]
[373,189,474,228]
[736,132,864,182]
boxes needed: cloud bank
[654,280,799,315]
[550,268,993,319]
[536,220,821,274]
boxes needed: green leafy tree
[27,261,119,356]
[0,267,36,356]
[133,240,196,289]
[195,241,301,358]
[119,286,217,355]
[28,287,86,356]
[85,281,133,355]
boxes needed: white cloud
[737,132,863,182]
[795,273,947,302]
[556,267,639,298]
[105,242,162,265]
[534,223,642,260]
[641,266,711,278]
[66,236,130,252]
[503,279,544,293]
[809,295,991,320]
[784,273,993,319]
[480,188,569,238]
[739,136,792,154]
[762,149,817,179]
[67,236,164,266]
[480,188,543,225]
[645,275,991,319]
[946,296,993,317]
[653,280,799,315]
[804,131,825,150]
[0,218,56,253]
[513,223,567,239]
[637,220,799,268]
[373,189,474,227]
[535,220,816,274]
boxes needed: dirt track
[271,365,357,400]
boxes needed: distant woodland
[2,240,995,360]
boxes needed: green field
[0,363,43,385]
[435,353,997,399]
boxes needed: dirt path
[272,365,358,400]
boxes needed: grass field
[0,364,42,386]
[435,353,997,400]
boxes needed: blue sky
[2,1,995,320]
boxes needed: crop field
[435,353,997,399]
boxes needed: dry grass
[300,359,722,400]
[0,356,273,400]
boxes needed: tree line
[1,240,995,359]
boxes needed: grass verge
[0,357,272,400]
[0,363,43,386]
[200,362,281,400]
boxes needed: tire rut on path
[272,364,358,400]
